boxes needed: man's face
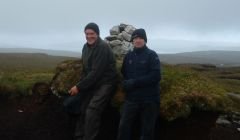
[133,37,145,48]
[85,29,98,45]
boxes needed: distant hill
[160,50,240,67]
[1,48,240,67]
[0,53,78,71]
[0,48,81,58]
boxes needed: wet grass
[1,54,240,121]
[0,53,74,97]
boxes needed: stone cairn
[104,23,136,57]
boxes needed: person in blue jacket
[117,28,161,140]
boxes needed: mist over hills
[160,50,240,67]
[1,48,240,67]
[0,47,81,58]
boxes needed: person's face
[85,29,98,45]
[133,37,145,48]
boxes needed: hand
[68,86,79,96]
[122,79,136,91]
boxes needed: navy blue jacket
[121,46,161,102]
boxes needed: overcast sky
[1,0,240,53]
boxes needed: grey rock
[232,114,240,120]
[122,40,133,49]
[110,26,120,35]
[109,40,122,47]
[216,112,240,130]
[121,41,133,54]
[120,23,128,28]
[122,31,132,42]
[119,23,128,32]
[117,33,124,41]
[227,93,240,101]
[105,35,118,41]
[216,118,232,126]
[124,25,136,34]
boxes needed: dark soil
[0,94,239,140]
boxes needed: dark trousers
[117,100,160,140]
[74,84,115,140]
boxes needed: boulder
[109,40,122,47]
[122,31,132,42]
[124,25,136,34]
[119,23,128,32]
[122,40,133,54]
[105,35,118,41]
[117,33,124,41]
[110,26,120,35]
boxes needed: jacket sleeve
[134,51,161,87]
[80,62,86,81]
[121,53,128,79]
[79,46,87,80]
[76,46,109,91]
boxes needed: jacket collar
[133,45,148,54]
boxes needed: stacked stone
[105,23,136,56]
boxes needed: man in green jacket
[68,22,117,140]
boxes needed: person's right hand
[68,86,79,96]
